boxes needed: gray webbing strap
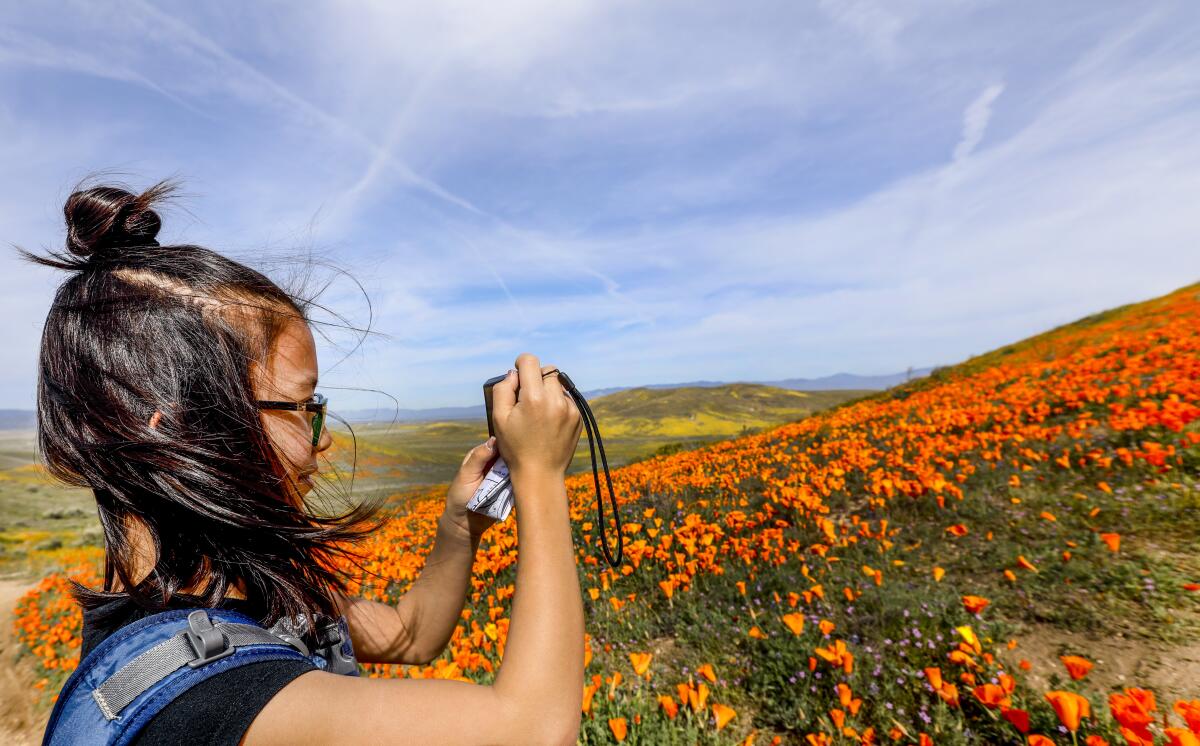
[91,614,301,721]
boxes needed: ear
[149,410,163,429]
[247,358,268,399]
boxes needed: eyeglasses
[255,392,327,447]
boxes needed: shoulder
[135,659,316,745]
[80,594,143,658]
[72,600,318,746]
[242,668,540,746]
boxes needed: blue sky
[2,1,1199,410]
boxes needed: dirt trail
[1000,623,1200,703]
[0,576,47,746]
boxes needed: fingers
[542,368,582,436]
[491,368,517,424]
[541,365,567,402]
[492,356,560,426]
[542,364,568,400]
[514,353,545,400]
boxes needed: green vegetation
[0,382,861,570]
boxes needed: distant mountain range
[0,409,36,430]
[0,368,933,429]
[337,368,934,423]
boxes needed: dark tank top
[78,594,316,745]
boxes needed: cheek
[261,415,311,470]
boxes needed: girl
[26,177,585,745]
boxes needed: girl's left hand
[442,437,501,540]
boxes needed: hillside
[585,383,868,438]
[0,383,862,569]
[321,384,866,494]
[12,282,1200,745]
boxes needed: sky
[1,1,1199,411]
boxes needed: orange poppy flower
[1001,707,1029,733]
[581,681,599,715]
[832,683,862,716]
[782,613,805,636]
[657,579,675,599]
[1110,688,1156,743]
[814,640,853,674]
[657,695,678,720]
[1045,690,1091,732]
[1059,655,1093,681]
[712,703,737,730]
[972,683,1009,709]
[628,652,652,678]
[961,595,990,614]
[608,717,628,742]
[1174,699,1200,734]
[998,673,1016,693]
[1165,728,1200,746]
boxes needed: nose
[316,423,333,453]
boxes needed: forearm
[492,468,584,741]
[393,511,482,662]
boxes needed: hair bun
[64,183,170,260]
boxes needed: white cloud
[953,83,1004,162]
[1,1,1198,411]
[818,0,908,64]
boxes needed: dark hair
[19,174,381,626]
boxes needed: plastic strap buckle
[314,616,358,675]
[184,610,234,668]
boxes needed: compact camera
[465,373,518,521]
[466,367,624,567]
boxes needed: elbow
[497,696,581,746]
[535,704,583,746]
[402,629,453,666]
[554,713,583,746]
[403,645,442,666]
[524,717,581,746]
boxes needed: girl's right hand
[490,353,583,479]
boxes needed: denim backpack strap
[42,608,314,746]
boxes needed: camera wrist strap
[553,371,623,568]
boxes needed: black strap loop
[552,371,623,568]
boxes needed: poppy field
[13,283,1200,744]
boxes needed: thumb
[462,436,497,468]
